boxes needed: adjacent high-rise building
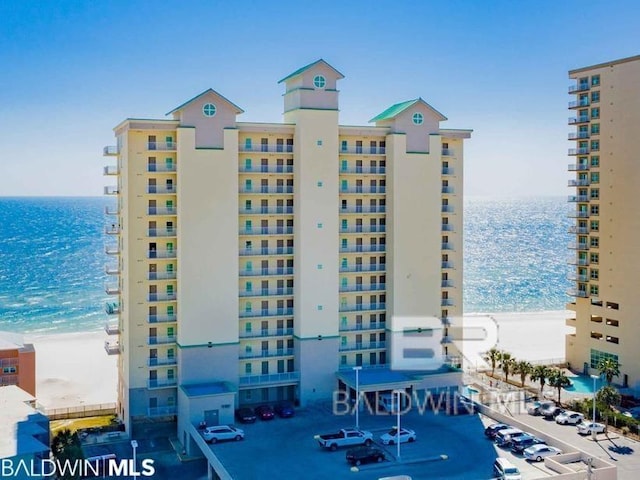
[566,54,640,389]
[103,60,471,435]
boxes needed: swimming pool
[564,375,601,394]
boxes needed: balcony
[339,283,386,293]
[239,206,294,215]
[104,186,119,195]
[568,83,590,93]
[568,99,590,109]
[239,165,294,173]
[568,226,589,234]
[441,299,455,306]
[103,145,119,156]
[147,163,176,172]
[147,142,177,151]
[568,147,589,156]
[148,357,177,367]
[441,280,454,288]
[148,314,177,324]
[339,302,386,312]
[104,341,120,355]
[147,249,177,259]
[568,242,589,251]
[568,132,590,140]
[105,283,120,295]
[103,165,119,175]
[147,379,178,389]
[105,302,119,315]
[339,146,386,155]
[441,261,454,269]
[104,322,120,335]
[148,406,177,417]
[567,257,589,266]
[239,186,294,194]
[339,341,386,352]
[239,287,294,297]
[441,243,454,250]
[239,348,294,359]
[566,288,588,298]
[105,264,120,275]
[568,195,589,202]
[441,186,454,194]
[568,115,590,125]
[147,185,177,194]
[568,273,589,282]
[239,144,294,153]
[239,308,294,319]
[568,164,589,171]
[148,228,177,237]
[148,271,177,280]
[339,264,386,273]
[340,166,386,174]
[339,322,386,332]
[567,210,589,218]
[147,206,177,216]
[104,204,119,216]
[239,247,294,256]
[239,327,294,339]
[568,179,590,187]
[147,335,176,345]
[340,245,385,253]
[104,225,120,235]
[339,186,386,194]
[442,167,454,175]
[239,267,294,277]
[148,293,177,302]
[105,244,120,255]
[442,148,454,156]
[239,226,294,235]
[238,371,300,386]
[340,225,386,234]
[441,224,454,232]
[441,205,454,213]
[340,205,386,214]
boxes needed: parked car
[539,403,560,418]
[274,401,295,418]
[542,406,565,420]
[555,411,584,425]
[493,458,522,480]
[510,435,545,454]
[202,425,244,444]
[316,428,373,451]
[380,427,416,445]
[451,395,478,415]
[577,422,606,435]
[345,446,385,466]
[484,423,512,439]
[523,444,562,462]
[495,429,527,448]
[527,400,554,416]
[235,407,257,424]
[255,404,275,420]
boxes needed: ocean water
[0,196,571,335]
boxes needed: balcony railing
[239,307,294,318]
[339,186,386,194]
[339,283,386,293]
[147,335,176,345]
[239,226,294,235]
[568,242,589,251]
[148,357,177,367]
[147,185,177,194]
[103,145,119,156]
[239,165,294,173]
[568,179,590,187]
[105,302,119,315]
[441,224,454,231]
[568,132,590,140]
[105,264,119,275]
[568,115,590,125]
[147,163,176,172]
[568,83,590,93]
[567,257,589,266]
[442,148,454,156]
[103,165,119,175]
[238,371,300,386]
[104,205,119,216]
[104,186,119,195]
[568,273,589,282]
[147,250,177,259]
[104,225,120,235]
[148,406,177,417]
[568,148,589,156]
[441,205,454,213]
[340,166,386,174]
[339,322,386,332]
[148,293,177,302]
[568,195,589,202]
[339,302,386,312]
[147,207,177,215]
[441,243,454,250]
[148,228,177,237]
[104,322,120,335]
[0,358,18,368]
[441,261,454,268]
[442,168,454,175]
[239,247,294,256]
[339,341,386,352]
[340,146,386,155]
[441,280,454,288]
[239,348,294,359]
[568,99,590,109]
[105,244,120,255]
[340,225,386,234]
[239,186,294,194]
[339,264,386,273]
[567,210,589,218]
[105,283,120,295]
[441,299,455,307]
[0,375,19,386]
[239,206,294,215]
[239,267,294,276]
[239,327,293,339]
[339,245,385,253]
[568,164,589,171]
[147,142,176,151]
[148,314,177,324]
[147,378,178,389]
[104,341,120,355]
[568,226,589,234]
[441,186,454,194]
[239,287,294,297]
[566,288,588,298]
[148,271,177,280]
[239,144,294,153]
[340,206,386,213]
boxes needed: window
[590,204,599,216]
[245,363,252,374]
[317,181,323,187]
[591,75,600,86]
[591,107,600,119]
[412,112,424,125]
[590,237,599,248]
[202,103,216,117]
[590,172,599,184]
[590,220,599,231]
[590,349,618,369]
[590,253,599,264]
[590,156,599,167]
[591,124,600,135]
[341,140,347,152]
[590,188,599,199]
[313,75,326,88]
[590,140,599,151]
[591,91,600,103]
[590,269,599,281]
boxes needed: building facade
[0,332,36,397]
[566,54,640,389]
[103,60,471,434]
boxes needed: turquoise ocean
[0,196,571,335]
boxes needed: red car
[255,404,275,420]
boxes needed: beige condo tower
[566,54,640,389]
[102,60,471,438]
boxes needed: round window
[313,75,326,89]
[203,103,217,117]
[413,112,424,125]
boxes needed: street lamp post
[394,389,402,461]
[353,366,362,430]
[590,374,599,440]
[130,440,138,478]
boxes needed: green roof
[166,88,244,116]
[369,98,447,123]
[278,59,345,84]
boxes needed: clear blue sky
[1,0,638,196]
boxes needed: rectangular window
[590,156,599,167]
[590,349,618,369]
[590,253,599,264]
[590,204,599,215]
[341,140,347,152]
[590,124,600,135]
[590,284,599,296]
[590,140,599,151]
[591,107,600,119]
[590,172,599,184]
[591,75,600,86]
[591,91,600,103]
[590,220,599,231]
[590,189,599,199]
[590,237,599,248]
[590,269,599,280]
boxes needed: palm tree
[597,358,621,386]
[483,347,501,377]
[530,365,551,395]
[499,352,515,383]
[513,360,533,388]
[548,369,572,404]
[51,429,84,479]
[596,385,621,434]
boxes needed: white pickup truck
[316,428,374,451]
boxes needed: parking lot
[203,402,556,480]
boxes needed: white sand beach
[25,310,573,410]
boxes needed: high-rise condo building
[566,54,640,389]
[103,60,471,437]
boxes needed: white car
[380,427,417,445]
[203,425,244,443]
[526,401,554,416]
[555,411,584,425]
[523,444,562,462]
[577,422,606,435]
